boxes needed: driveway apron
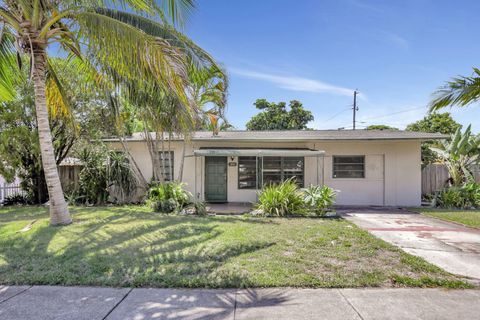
[344,209,480,279]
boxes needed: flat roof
[101,130,448,142]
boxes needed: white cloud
[230,68,357,97]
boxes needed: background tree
[0,58,103,203]
[246,99,313,130]
[406,112,462,164]
[366,124,398,130]
[0,0,206,225]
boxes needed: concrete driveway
[343,208,480,280]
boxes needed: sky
[183,0,480,131]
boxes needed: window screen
[262,156,304,187]
[238,156,257,189]
[333,156,365,178]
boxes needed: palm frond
[429,68,480,111]
[0,27,18,101]
[75,10,189,106]
[94,8,215,71]
[45,58,75,124]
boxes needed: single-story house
[103,130,446,206]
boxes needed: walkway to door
[344,209,480,281]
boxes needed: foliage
[1,193,32,206]
[76,146,109,205]
[0,0,216,224]
[366,125,398,130]
[303,185,337,216]
[0,59,93,203]
[432,183,480,209]
[147,181,192,213]
[107,151,138,203]
[406,113,462,164]
[256,179,306,216]
[246,99,314,130]
[193,201,208,216]
[72,145,138,205]
[429,67,480,111]
[430,125,480,186]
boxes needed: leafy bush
[77,146,109,205]
[256,179,305,216]
[303,185,337,216]
[2,193,32,206]
[193,201,208,216]
[147,181,192,213]
[433,183,480,209]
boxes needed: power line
[324,107,351,122]
[360,106,426,121]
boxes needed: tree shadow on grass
[0,207,276,288]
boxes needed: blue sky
[184,0,480,131]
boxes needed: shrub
[147,181,192,213]
[433,183,480,209]
[256,179,305,216]
[2,193,31,206]
[193,201,208,216]
[303,185,337,216]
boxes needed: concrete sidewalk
[343,210,480,280]
[1,286,479,320]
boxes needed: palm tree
[429,68,480,111]
[0,0,196,225]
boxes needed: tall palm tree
[0,0,196,225]
[429,68,480,111]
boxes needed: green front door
[205,156,227,202]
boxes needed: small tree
[366,125,398,130]
[406,113,462,164]
[430,125,480,186]
[246,99,313,130]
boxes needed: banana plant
[430,125,480,186]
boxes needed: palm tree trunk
[32,48,71,225]
[178,141,186,181]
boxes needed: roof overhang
[192,149,325,157]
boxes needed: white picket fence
[0,182,25,204]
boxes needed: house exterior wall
[106,139,421,206]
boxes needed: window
[238,156,257,189]
[262,156,304,187]
[158,151,174,181]
[333,156,365,178]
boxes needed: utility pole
[352,89,359,130]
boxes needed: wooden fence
[422,164,480,195]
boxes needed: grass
[0,206,472,289]
[413,208,480,228]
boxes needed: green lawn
[0,206,472,288]
[413,208,480,228]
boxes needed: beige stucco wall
[106,138,421,206]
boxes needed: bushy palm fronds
[256,179,305,216]
[429,68,480,112]
[303,185,337,216]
